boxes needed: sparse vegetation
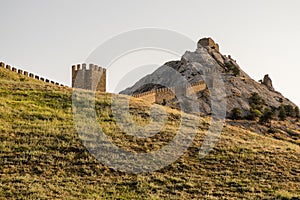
[232,65,240,77]
[284,104,296,118]
[249,92,265,112]
[226,62,240,76]
[246,93,299,123]
[259,107,275,124]
[231,107,242,120]
[278,106,287,121]
[0,67,299,199]
[246,92,266,120]
[247,108,262,120]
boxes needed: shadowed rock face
[120,38,297,116]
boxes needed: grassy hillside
[0,67,299,199]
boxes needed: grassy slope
[0,67,299,199]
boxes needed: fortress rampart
[1,60,205,106]
[0,62,65,86]
[72,63,106,92]
[132,81,206,104]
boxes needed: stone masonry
[72,63,106,92]
[132,81,206,104]
[0,61,64,86]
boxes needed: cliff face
[120,38,296,116]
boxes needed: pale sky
[1,0,300,105]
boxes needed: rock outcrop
[120,38,297,117]
[198,38,220,52]
[262,74,275,91]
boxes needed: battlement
[132,81,206,104]
[0,61,65,87]
[72,63,106,73]
[71,63,106,92]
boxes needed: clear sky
[1,0,300,105]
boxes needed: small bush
[232,66,240,77]
[249,92,265,112]
[259,108,275,124]
[249,93,265,107]
[231,108,243,120]
[226,62,240,76]
[284,104,296,117]
[247,108,262,120]
[278,106,287,121]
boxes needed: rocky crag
[121,38,296,117]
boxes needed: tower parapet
[71,63,106,92]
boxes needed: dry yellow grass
[0,67,299,199]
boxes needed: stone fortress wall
[1,60,206,105]
[72,63,106,92]
[132,81,206,104]
[133,90,157,103]
[0,62,65,86]
[155,87,176,104]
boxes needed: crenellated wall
[72,63,106,92]
[0,62,65,86]
[0,60,205,102]
[132,81,206,104]
[133,90,156,103]
[186,81,207,96]
[155,87,175,104]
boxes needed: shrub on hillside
[232,66,240,77]
[259,108,275,124]
[278,106,287,121]
[231,108,243,120]
[249,92,265,112]
[284,104,296,117]
[226,62,240,76]
[247,108,262,120]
